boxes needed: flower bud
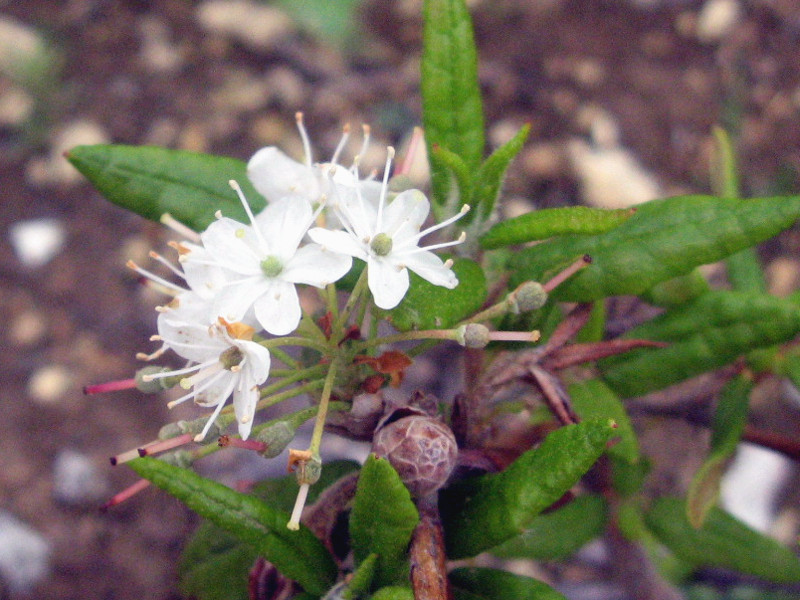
[135,366,178,394]
[253,421,296,458]
[372,409,458,497]
[456,323,490,348]
[508,281,548,313]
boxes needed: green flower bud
[135,366,178,393]
[508,281,548,313]
[456,323,491,348]
[253,421,296,458]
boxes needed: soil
[2,1,800,599]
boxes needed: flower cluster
[126,114,467,442]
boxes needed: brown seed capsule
[372,409,458,498]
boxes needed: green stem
[308,358,342,456]
[258,336,330,354]
[268,346,300,369]
[358,328,457,350]
[258,365,326,398]
[325,282,340,324]
[335,267,369,333]
[256,379,325,411]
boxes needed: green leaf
[349,455,419,588]
[481,205,634,250]
[440,419,616,559]
[569,379,639,464]
[508,195,800,301]
[599,291,800,398]
[274,0,361,48]
[450,567,567,600]
[369,587,415,600]
[382,257,487,331]
[431,144,474,211]
[489,494,607,560]
[180,525,254,600]
[67,144,263,232]
[179,460,359,600]
[687,375,752,528]
[640,269,711,308]
[646,497,800,583]
[470,123,530,222]
[345,552,378,600]
[421,0,484,210]
[128,457,336,596]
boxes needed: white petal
[200,218,263,275]
[236,340,272,383]
[307,228,368,261]
[157,315,225,362]
[195,372,237,408]
[368,257,409,309]
[213,277,270,323]
[247,146,320,203]
[180,243,230,299]
[233,386,257,440]
[253,280,301,335]
[282,244,353,287]
[253,195,312,259]
[382,190,429,243]
[401,250,459,289]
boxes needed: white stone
[721,442,792,532]
[52,449,109,506]
[568,139,661,208]
[0,512,50,593]
[27,364,73,404]
[197,0,293,51]
[696,0,741,44]
[9,218,65,268]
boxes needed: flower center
[219,346,244,370]
[260,255,283,277]
[370,233,393,257]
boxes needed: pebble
[0,511,50,593]
[52,449,109,506]
[0,84,34,127]
[27,364,73,404]
[720,442,792,532]
[696,0,741,43]
[197,0,293,52]
[9,309,47,347]
[26,119,110,186]
[8,218,65,268]
[567,139,662,208]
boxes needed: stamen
[100,479,151,511]
[194,398,229,442]
[330,123,351,165]
[375,147,395,233]
[358,124,371,161]
[167,368,227,408]
[143,361,206,382]
[126,260,184,294]
[137,433,194,457]
[136,343,168,362]
[149,250,185,279]
[287,483,310,530]
[229,180,269,249]
[404,231,467,255]
[160,213,201,243]
[399,204,471,245]
[295,111,313,167]
[84,378,137,395]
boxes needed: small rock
[568,139,662,208]
[26,120,110,186]
[0,83,34,127]
[696,0,741,44]
[27,364,73,404]
[0,511,50,593]
[52,449,109,506]
[197,0,293,52]
[9,309,47,346]
[138,16,185,74]
[8,218,65,268]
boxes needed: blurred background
[2,0,800,598]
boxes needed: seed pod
[372,407,458,498]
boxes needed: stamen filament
[287,483,309,530]
[295,111,313,167]
[330,123,351,165]
[375,146,395,233]
[160,213,201,243]
[149,250,185,279]
[126,260,185,294]
[229,180,269,249]
[358,124,371,161]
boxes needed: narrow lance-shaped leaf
[450,567,567,600]
[421,0,484,212]
[508,194,800,301]
[711,126,766,293]
[67,144,264,232]
[349,454,419,589]
[599,291,800,398]
[686,374,752,528]
[481,205,634,250]
[440,419,616,559]
[469,123,530,225]
[489,494,607,561]
[646,497,800,583]
[127,457,336,596]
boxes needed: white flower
[145,305,271,441]
[308,148,469,310]
[195,181,353,335]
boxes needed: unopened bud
[159,418,222,442]
[508,281,548,313]
[456,323,491,348]
[157,450,194,469]
[135,366,178,393]
[254,421,296,458]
